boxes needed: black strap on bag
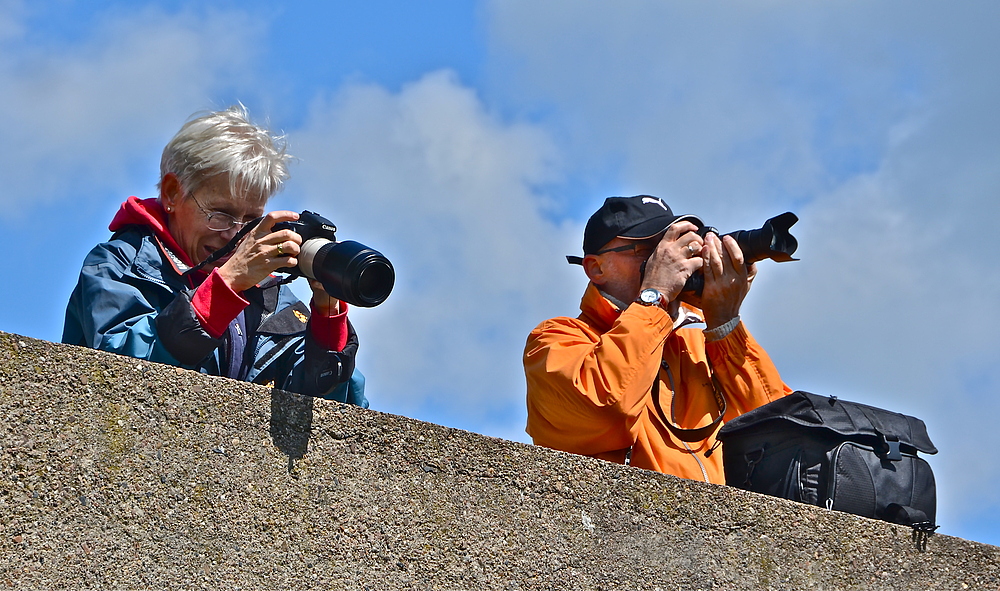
[855,402,904,461]
[717,391,938,544]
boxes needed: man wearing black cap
[523,195,789,483]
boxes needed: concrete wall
[1,330,997,590]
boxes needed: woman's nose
[218,226,240,241]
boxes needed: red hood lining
[110,196,194,268]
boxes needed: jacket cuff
[624,302,675,335]
[191,269,250,339]
[303,320,359,395]
[704,315,741,342]
[705,320,751,363]
[309,301,349,351]
[156,290,223,365]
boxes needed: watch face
[641,289,660,304]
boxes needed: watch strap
[636,288,664,308]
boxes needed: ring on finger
[687,243,697,256]
[276,243,284,256]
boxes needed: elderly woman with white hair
[63,105,365,405]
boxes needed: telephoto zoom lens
[727,211,799,264]
[298,238,395,307]
[682,212,799,295]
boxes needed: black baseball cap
[567,195,703,265]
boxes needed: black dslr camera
[683,211,799,295]
[274,211,395,308]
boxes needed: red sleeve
[190,269,250,339]
[309,301,349,351]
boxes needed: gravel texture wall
[1,331,998,590]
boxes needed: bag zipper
[825,442,849,511]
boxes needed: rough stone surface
[1,330,997,590]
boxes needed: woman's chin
[199,245,231,267]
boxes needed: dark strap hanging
[651,359,727,442]
[182,216,264,277]
[180,216,299,291]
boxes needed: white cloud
[486,1,949,222]
[485,0,1000,534]
[0,6,264,216]
[5,0,997,543]
[289,70,579,437]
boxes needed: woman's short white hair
[159,104,291,202]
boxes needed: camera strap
[181,216,264,278]
[651,357,728,443]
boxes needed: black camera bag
[717,391,937,529]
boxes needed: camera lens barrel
[681,212,798,295]
[299,238,395,307]
[728,212,799,264]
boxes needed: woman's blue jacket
[63,223,367,407]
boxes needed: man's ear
[582,254,605,285]
[160,173,183,211]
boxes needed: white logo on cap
[642,197,669,211]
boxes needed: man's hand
[217,211,302,293]
[699,232,754,330]
[640,221,705,303]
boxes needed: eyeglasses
[188,193,251,232]
[594,241,657,258]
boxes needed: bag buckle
[743,448,765,487]
[881,435,902,461]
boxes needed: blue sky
[3,0,1000,547]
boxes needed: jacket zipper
[250,335,299,378]
[131,266,173,291]
[682,440,710,483]
[659,360,712,483]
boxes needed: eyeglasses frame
[186,192,251,232]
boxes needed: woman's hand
[309,279,341,316]
[216,211,302,293]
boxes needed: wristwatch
[635,288,665,308]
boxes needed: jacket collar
[579,283,623,333]
[110,196,195,269]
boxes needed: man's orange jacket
[524,283,790,484]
